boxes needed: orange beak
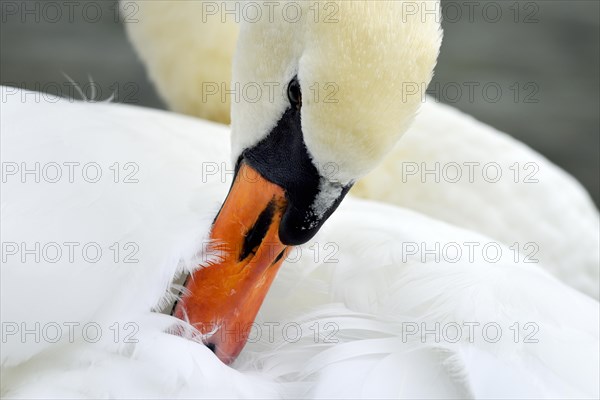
[173,162,290,364]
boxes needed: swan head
[232,0,441,181]
[174,0,441,363]
[231,0,441,244]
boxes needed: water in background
[1,0,598,205]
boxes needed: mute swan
[6,0,444,368]
[125,0,600,298]
[2,88,598,399]
[1,0,599,397]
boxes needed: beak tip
[206,341,217,354]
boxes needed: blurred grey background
[1,0,598,205]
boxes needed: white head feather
[230,0,442,184]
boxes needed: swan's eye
[287,77,302,109]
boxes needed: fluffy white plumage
[1,89,598,398]
[354,99,600,299]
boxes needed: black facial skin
[239,76,353,246]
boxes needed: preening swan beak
[173,105,352,363]
[173,162,290,364]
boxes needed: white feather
[1,88,597,398]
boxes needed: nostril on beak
[206,342,217,354]
[239,200,276,261]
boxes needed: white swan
[125,0,600,298]
[1,0,599,397]
[2,89,598,399]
